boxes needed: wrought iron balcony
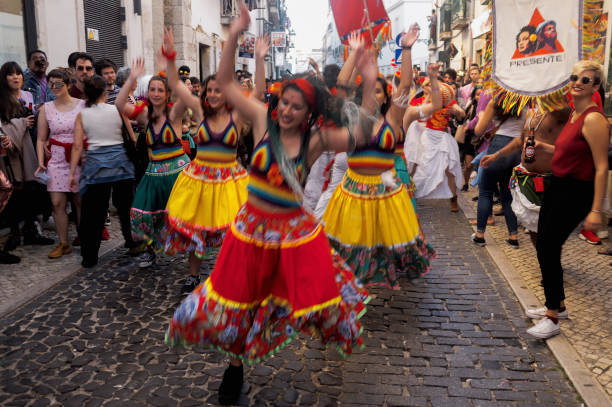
[221,0,238,24]
[450,0,469,30]
[439,2,452,41]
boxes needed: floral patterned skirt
[165,201,370,363]
[130,154,190,250]
[165,159,248,258]
[322,168,435,289]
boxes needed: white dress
[303,151,335,212]
[404,113,463,199]
[314,153,348,219]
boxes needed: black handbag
[116,107,139,165]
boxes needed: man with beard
[69,53,95,99]
[535,20,559,53]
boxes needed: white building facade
[1,0,289,81]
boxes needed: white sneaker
[597,230,609,239]
[138,252,155,268]
[526,317,560,339]
[525,306,568,320]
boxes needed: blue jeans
[476,135,520,234]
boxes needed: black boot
[23,222,55,246]
[0,250,21,264]
[218,364,244,405]
[4,229,21,252]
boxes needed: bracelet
[591,209,602,213]
[431,87,440,93]
[161,47,177,61]
[402,45,412,50]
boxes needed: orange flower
[267,164,283,186]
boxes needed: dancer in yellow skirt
[322,30,439,290]
[160,28,248,294]
[166,3,378,404]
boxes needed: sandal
[597,247,612,256]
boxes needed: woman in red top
[526,60,610,339]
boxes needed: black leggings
[79,179,135,265]
[536,176,593,310]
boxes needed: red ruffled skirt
[165,202,370,363]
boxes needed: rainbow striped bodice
[146,120,184,161]
[194,117,239,163]
[394,127,406,155]
[347,119,396,171]
[247,138,304,208]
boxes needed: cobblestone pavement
[0,216,124,316]
[0,200,583,406]
[461,187,612,397]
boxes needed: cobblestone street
[0,200,584,406]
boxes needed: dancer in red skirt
[166,3,375,405]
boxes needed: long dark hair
[147,75,170,124]
[83,75,107,107]
[0,62,26,123]
[266,74,343,194]
[355,77,390,116]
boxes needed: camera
[34,59,46,68]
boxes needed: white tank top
[81,103,123,150]
[495,111,526,138]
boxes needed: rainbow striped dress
[322,119,435,289]
[130,120,190,250]
[164,115,248,258]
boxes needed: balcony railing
[439,2,452,40]
[450,0,469,30]
[221,0,238,24]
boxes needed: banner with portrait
[491,0,582,112]
[238,33,255,59]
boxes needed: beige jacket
[0,118,37,183]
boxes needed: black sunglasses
[569,74,599,85]
[77,65,93,72]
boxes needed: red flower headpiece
[157,71,167,78]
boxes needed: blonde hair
[573,60,605,88]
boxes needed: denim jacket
[23,69,55,106]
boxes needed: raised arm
[336,32,364,97]
[402,63,442,129]
[116,58,147,125]
[254,34,270,102]
[162,26,203,123]
[387,23,419,127]
[307,47,378,163]
[217,1,267,140]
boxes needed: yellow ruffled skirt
[165,159,248,258]
[322,168,435,289]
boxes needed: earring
[204,99,210,108]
